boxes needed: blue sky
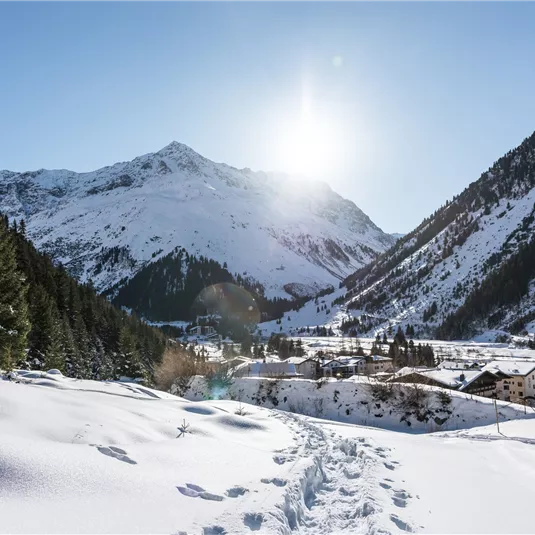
[1,2,535,233]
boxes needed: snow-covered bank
[183,376,534,432]
[3,371,535,534]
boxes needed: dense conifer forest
[0,215,166,380]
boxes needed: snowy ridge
[259,131,535,338]
[0,142,395,299]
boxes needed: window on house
[519,392,524,397]
[518,382,522,387]
[504,385,509,390]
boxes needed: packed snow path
[262,412,417,534]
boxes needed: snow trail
[255,411,416,534]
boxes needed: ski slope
[2,371,535,534]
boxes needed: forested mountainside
[339,131,535,339]
[0,215,166,379]
[0,142,395,304]
[111,246,309,323]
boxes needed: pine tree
[116,327,145,380]
[240,330,252,357]
[0,220,30,370]
[42,307,66,372]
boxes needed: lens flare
[192,282,260,324]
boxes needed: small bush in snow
[368,382,396,403]
[398,383,430,412]
[435,389,453,408]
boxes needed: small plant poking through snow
[234,389,249,416]
[176,419,191,438]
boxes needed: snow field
[3,371,535,534]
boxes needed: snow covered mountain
[0,142,395,301]
[262,131,535,341]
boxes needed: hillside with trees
[329,131,535,340]
[0,215,166,380]
[112,247,309,323]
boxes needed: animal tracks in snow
[90,444,136,464]
[176,483,225,502]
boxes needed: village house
[235,361,301,378]
[321,357,366,378]
[321,355,393,378]
[187,325,217,337]
[483,361,535,402]
[285,357,320,379]
[390,367,506,397]
[366,355,394,374]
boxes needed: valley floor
[2,373,535,534]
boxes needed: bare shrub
[399,383,430,412]
[288,399,308,415]
[155,346,209,395]
[368,382,396,403]
[312,398,324,418]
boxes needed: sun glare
[277,88,346,179]
[280,115,343,178]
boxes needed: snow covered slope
[184,375,534,433]
[264,131,535,339]
[0,142,394,299]
[3,371,535,534]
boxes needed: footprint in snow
[177,486,199,498]
[201,492,224,502]
[380,482,392,490]
[390,514,413,532]
[243,513,264,531]
[261,477,287,487]
[177,484,224,501]
[273,454,294,465]
[202,526,226,535]
[384,462,396,471]
[342,467,361,480]
[226,486,248,498]
[185,483,205,492]
[339,486,357,497]
[92,445,136,464]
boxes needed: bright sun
[277,93,345,178]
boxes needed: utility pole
[494,398,500,434]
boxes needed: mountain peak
[158,141,199,157]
